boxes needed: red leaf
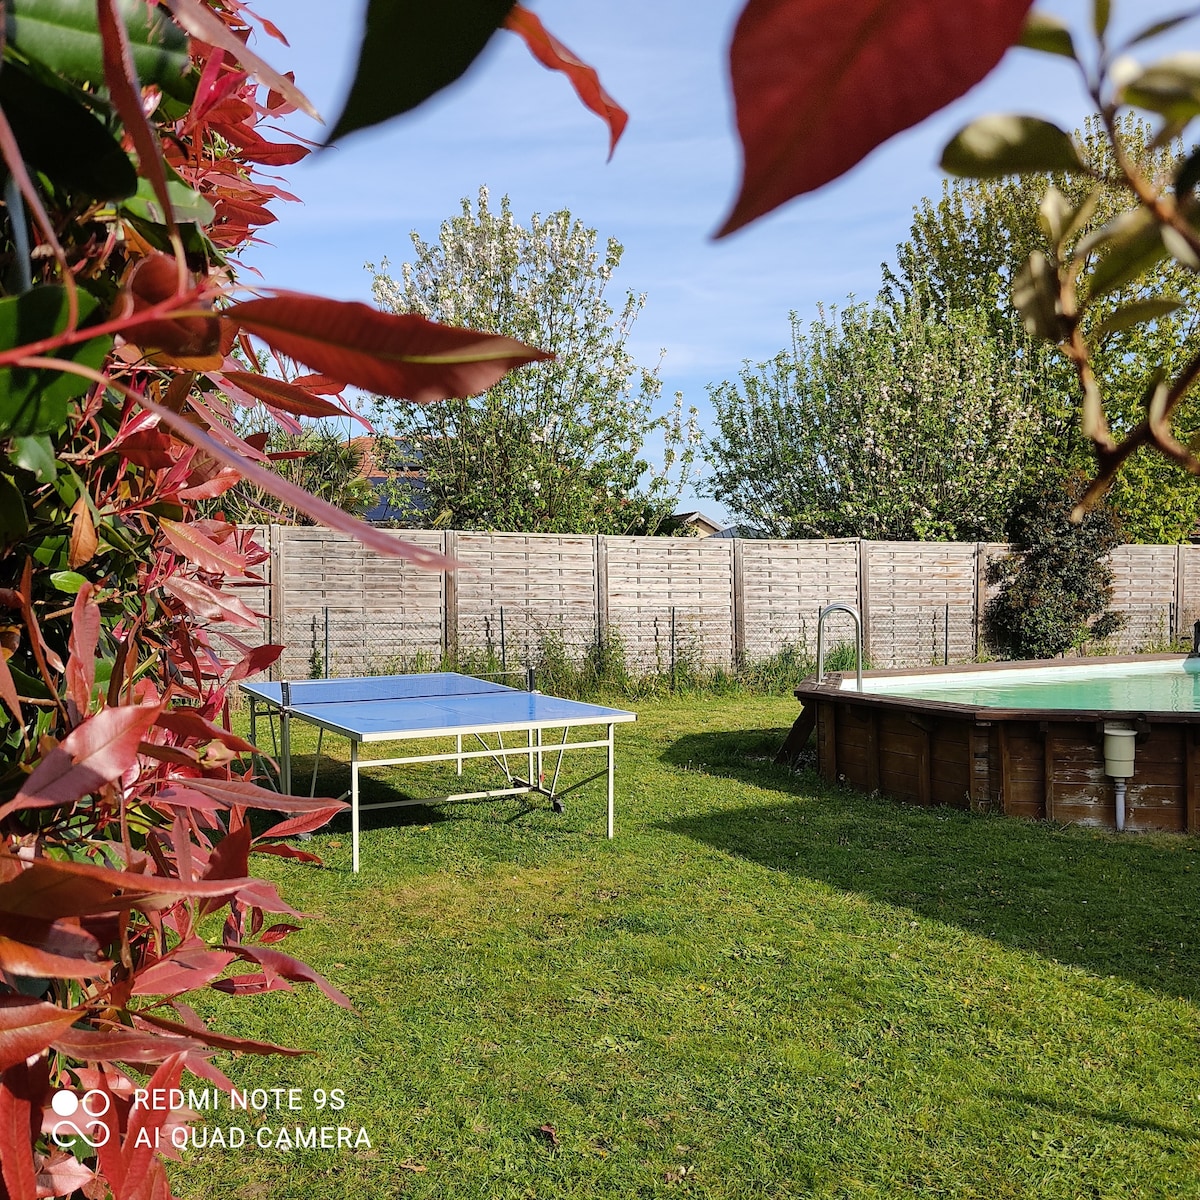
[259,922,301,944]
[117,429,178,469]
[251,843,324,865]
[0,650,20,725]
[0,998,78,1073]
[202,823,252,883]
[122,1054,185,1193]
[177,466,242,501]
[98,0,175,235]
[223,946,351,1008]
[134,1011,306,1056]
[225,293,552,401]
[0,913,107,980]
[209,970,286,996]
[132,946,238,996]
[36,1152,96,1198]
[154,709,256,752]
[256,804,344,841]
[65,583,99,716]
[0,854,261,919]
[50,1025,211,1063]
[171,777,346,816]
[158,518,249,575]
[0,1063,38,1200]
[292,374,346,395]
[218,370,346,417]
[0,702,164,819]
[505,6,627,159]
[718,0,1035,235]
[161,576,260,628]
[226,642,284,682]
[119,254,221,358]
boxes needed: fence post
[499,605,507,673]
[1176,543,1186,642]
[732,537,745,672]
[944,602,950,665]
[324,607,330,678]
[595,533,609,648]
[974,542,986,661]
[857,539,872,663]
[670,605,677,690]
[443,530,458,665]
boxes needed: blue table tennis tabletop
[241,672,636,742]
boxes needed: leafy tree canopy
[984,472,1124,659]
[367,188,697,534]
[705,115,1200,544]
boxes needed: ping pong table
[240,673,636,871]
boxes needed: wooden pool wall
[791,657,1200,833]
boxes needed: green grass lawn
[169,695,1200,1199]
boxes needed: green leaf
[1176,144,1200,196]
[1122,54,1200,121]
[0,476,28,547]
[5,0,195,102]
[941,116,1087,179]
[1080,208,1168,299]
[1161,223,1200,269]
[1093,0,1111,39]
[0,61,136,200]
[120,174,215,227]
[1037,186,1073,246]
[49,571,89,594]
[1092,297,1183,340]
[1122,8,1200,50]
[1018,11,1077,59]
[11,436,58,483]
[0,287,113,438]
[1012,250,1066,341]
[328,0,516,144]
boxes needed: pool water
[855,658,1200,713]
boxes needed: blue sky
[245,0,1194,521]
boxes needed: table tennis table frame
[244,679,633,872]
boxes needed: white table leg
[351,740,361,873]
[607,722,615,839]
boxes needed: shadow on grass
[266,753,563,836]
[660,728,1200,1002]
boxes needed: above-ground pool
[785,655,1200,832]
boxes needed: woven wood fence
[231,528,1200,679]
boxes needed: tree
[367,189,697,534]
[882,116,1200,542]
[213,426,376,526]
[704,298,1048,540]
[984,473,1124,659]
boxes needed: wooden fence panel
[274,527,446,678]
[737,538,860,661]
[605,537,735,669]
[454,533,598,661]
[1180,545,1200,642]
[247,526,1197,679]
[866,542,980,668]
[1105,544,1179,651]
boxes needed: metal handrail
[816,602,863,691]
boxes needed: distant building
[669,511,727,538]
[349,436,425,524]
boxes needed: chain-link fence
[268,599,1196,697]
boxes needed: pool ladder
[816,602,863,691]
